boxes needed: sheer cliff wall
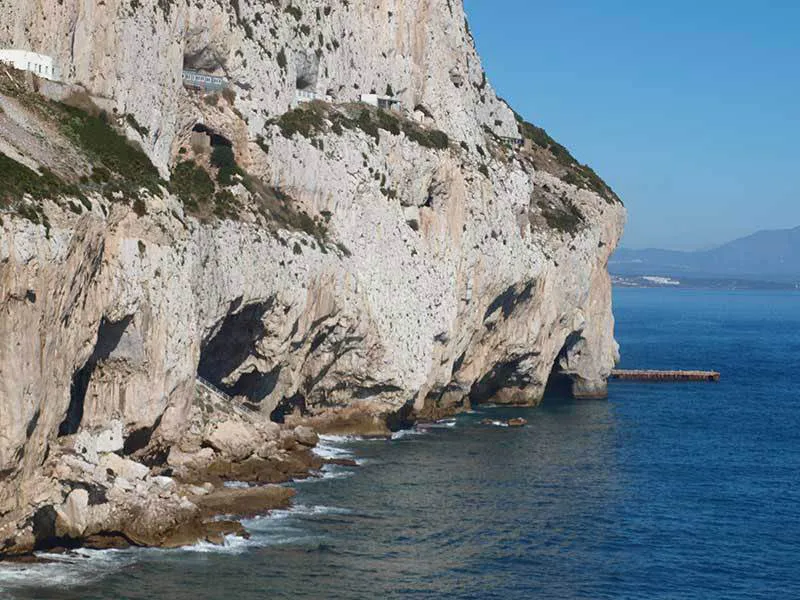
[0,0,625,535]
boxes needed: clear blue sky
[464,0,800,250]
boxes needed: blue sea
[2,288,799,599]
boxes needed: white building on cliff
[0,49,60,81]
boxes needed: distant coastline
[612,274,800,291]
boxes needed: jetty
[610,369,720,382]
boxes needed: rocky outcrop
[0,0,625,556]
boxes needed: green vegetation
[514,112,619,204]
[403,125,448,150]
[273,103,449,151]
[210,145,242,186]
[537,198,585,234]
[0,153,76,205]
[60,105,162,196]
[170,160,215,210]
[275,106,325,138]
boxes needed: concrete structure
[293,89,332,107]
[610,369,720,382]
[360,94,401,112]
[182,69,227,91]
[0,49,59,81]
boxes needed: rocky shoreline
[0,0,625,560]
[0,386,341,558]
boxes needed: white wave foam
[181,534,254,554]
[318,434,383,443]
[292,463,355,483]
[0,548,133,593]
[390,428,427,440]
[313,442,354,460]
[223,480,251,489]
[427,418,456,428]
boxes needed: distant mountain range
[611,226,800,285]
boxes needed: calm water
[2,288,799,599]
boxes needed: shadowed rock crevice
[270,393,306,424]
[58,316,134,437]
[468,352,541,405]
[197,299,274,400]
[545,331,590,399]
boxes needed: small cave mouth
[58,316,133,437]
[192,123,232,147]
[183,47,227,73]
[270,393,306,424]
[468,353,539,406]
[543,332,584,401]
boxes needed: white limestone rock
[100,453,150,482]
[55,488,89,538]
[202,419,260,462]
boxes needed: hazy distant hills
[611,226,800,284]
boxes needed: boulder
[73,421,124,464]
[292,426,319,448]
[150,475,176,490]
[100,453,150,481]
[194,486,295,519]
[278,430,297,451]
[256,420,281,441]
[55,489,89,537]
[168,446,215,471]
[202,420,260,462]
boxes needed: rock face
[0,0,625,555]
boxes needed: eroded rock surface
[0,0,625,555]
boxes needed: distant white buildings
[0,49,60,81]
[360,94,401,111]
[293,89,332,107]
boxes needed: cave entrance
[467,353,538,406]
[58,316,133,436]
[197,300,280,409]
[269,393,306,424]
[542,332,582,402]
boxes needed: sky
[463,0,800,250]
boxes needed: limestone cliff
[0,0,625,554]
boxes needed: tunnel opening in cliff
[197,300,277,406]
[543,332,584,401]
[58,316,134,437]
[468,352,539,405]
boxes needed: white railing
[499,136,524,147]
[195,376,258,414]
[294,89,332,105]
[182,70,227,91]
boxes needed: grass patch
[0,153,76,205]
[514,112,619,204]
[537,199,585,234]
[272,103,449,151]
[60,105,163,196]
[170,160,215,211]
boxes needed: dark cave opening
[468,353,538,405]
[191,123,232,148]
[197,300,282,408]
[58,316,133,437]
[270,393,306,424]
[542,332,583,401]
